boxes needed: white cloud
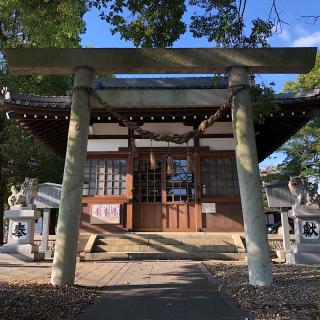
[292,31,320,47]
[277,29,290,41]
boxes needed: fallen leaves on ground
[204,262,320,320]
[0,280,97,320]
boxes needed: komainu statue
[8,186,18,208]
[7,178,39,208]
[288,176,320,207]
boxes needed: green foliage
[0,116,64,198]
[279,119,320,179]
[279,52,320,179]
[0,0,87,215]
[0,0,86,94]
[0,65,73,96]
[0,0,86,49]
[89,0,274,48]
[87,0,186,47]
[250,82,278,123]
[283,52,320,93]
[189,0,273,48]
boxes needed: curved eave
[2,88,320,160]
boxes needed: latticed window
[133,159,162,202]
[201,158,239,196]
[83,159,127,196]
[166,159,195,202]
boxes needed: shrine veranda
[1,47,318,286]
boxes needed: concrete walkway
[77,261,245,320]
[0,259,246,319]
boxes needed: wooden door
[162,203,195,231]
[133,156,196,232]
[133,159,162,231]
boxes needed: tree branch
[301,15,320,24]
[268,0,288,33]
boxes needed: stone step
[83,251,246,261]
[96,233,235,239]
[96,237,234,246]
[94,244,237,253]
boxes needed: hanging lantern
[149,140,157,170]
[167,154,175,175]
[186,150,194,174]
[131,138,139,158]
[166,142,175,175]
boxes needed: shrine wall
[202,122,233,134]
[199,138,236,150]
[92,123,128,135]
[89,122,233,136]
[87,139,128,151]
[87,122,234,150]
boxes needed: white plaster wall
[141,123,193,135]
[200,138,236,150]
[204,122,233,134]
[92,123,128,135]
[87,139,128,151]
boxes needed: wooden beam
[5,47,316,75]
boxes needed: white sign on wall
[201,203,216,214]
[301,220,320,240]
[91,204,121,224]
[11,220,28,240]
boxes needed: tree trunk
[0,114,5,245]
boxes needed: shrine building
[2,77,319,233]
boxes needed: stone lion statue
[8,178,39,208]
[288,176,320,207]
[8,186,18,208]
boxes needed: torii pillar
[4,47,316,287]
[50,67,94,286]
[229,67,272,285]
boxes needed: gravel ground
[0,280,97,320]
[204,262,320,320]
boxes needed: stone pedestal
[0,208,44,261]
[286,205,320,265]
[39,208,53,259]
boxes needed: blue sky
[80,1,320,167]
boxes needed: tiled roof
[1,90,70,108]
[1,78,320,109]
[276,88,320,104]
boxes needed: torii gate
[5,47,317,287]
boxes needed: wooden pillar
[161,155,167,230]
[50,67,94,286]
[193,134,202,232]
[126,154,134,231]
[229,67,273,286]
